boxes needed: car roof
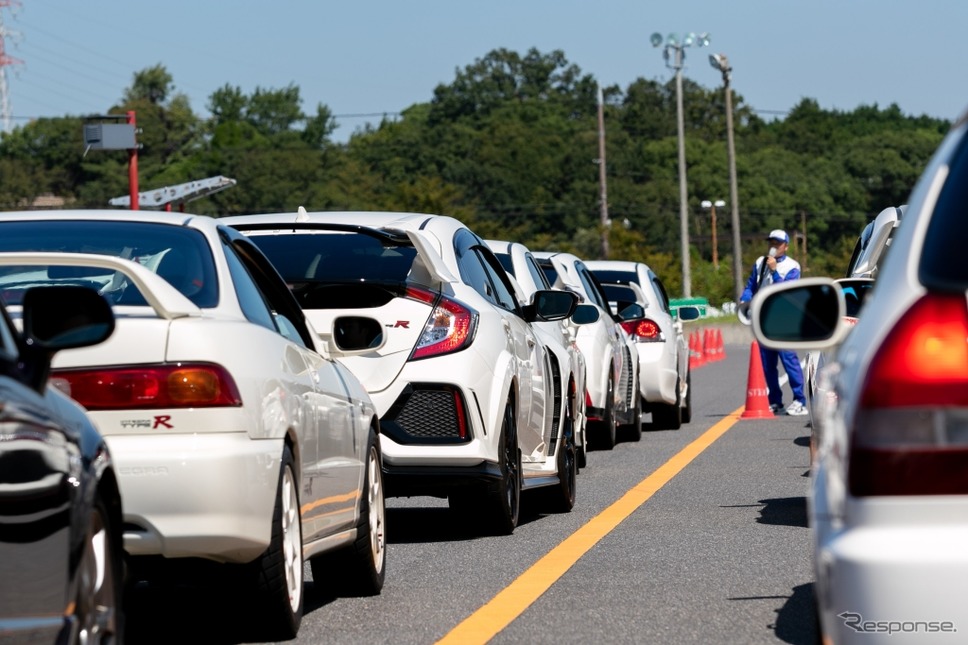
[0,208,219,225]
[222,210,463,233]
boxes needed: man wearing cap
[739,229,808,416]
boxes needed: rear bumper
[636,345,679,405]
[817,524,968,643]
[106,433,282,563]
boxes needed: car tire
[75,493,124,644]
[652,378,682,430]
[590,373,617,450]
[618,391,643,443]
[311,427,386,597]
[488,402,521,535]
[541,404,577,513]
[681,370,692,424]
[248,445,303,640]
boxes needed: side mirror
[525,289,579,322]
[571,303,600,325]
[19,285,115,391]
[751,278,849,351]
[675,306,702,322]
[22,286,115,351]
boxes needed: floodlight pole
[653,32,710,299]
[709,53,743,301]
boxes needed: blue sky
[2,0,966,142]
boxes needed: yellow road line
[436,406,745,645]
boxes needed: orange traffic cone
[741,340,774,419]
[689,331,706,369]
[716,328,726,360]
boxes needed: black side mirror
[524,290,579,322]
[571,303,600,325]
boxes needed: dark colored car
[0,285,123,644]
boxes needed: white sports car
[584,260,695,430]
[531,252,640,448]
[223,210,580,534]
[0,210,387,641]
[486,239,591,469]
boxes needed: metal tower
[0,1,23,133]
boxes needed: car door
[223,235,360,539]
[455,234,545,456]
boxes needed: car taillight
[51,363,243,410]
[407,287,478,360]
[848,293,968,496]
[620,318,663,341]
[584,389,600,421]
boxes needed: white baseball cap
[766,229,789,243]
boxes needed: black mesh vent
[382,384,469,444]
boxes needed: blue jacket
[740,254,801,302]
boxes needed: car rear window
[0,220,218,308]
[588,269,636,285]
[920,134,968,290]
[247,233,417,283]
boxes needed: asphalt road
[125,340,819,644]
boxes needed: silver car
[751,113,968,644]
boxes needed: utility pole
[597,86,609,259]
[0,1,23,133]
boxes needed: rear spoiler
[0,252,201,320]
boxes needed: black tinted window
[921,135,968,289]
[248,233,417,283]
[0,220,218,308]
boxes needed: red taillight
[408,288,478,360]
[620,318,662,341]
[452,389,468,439]
[51,363,243,410]
[849,293,968,496]
[584,389,600,421]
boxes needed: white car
[486,239,591,469]
[223,210,581,533]
[531,252,639,448]
[0,210,387,641]
[584,260,695,430]
[750,113,968,645]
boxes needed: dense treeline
[0,49,951,304]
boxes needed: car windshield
[246,232,417,284]
[0,220,219,308]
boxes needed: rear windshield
[246,232,417,283]
[921,135,968,289]
[0,220,218,308]
[587,269,636,285]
